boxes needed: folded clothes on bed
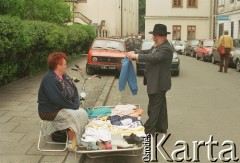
[86,107,112,119]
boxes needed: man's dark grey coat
[138,40,174,94]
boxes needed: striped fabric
[42,108,89,144]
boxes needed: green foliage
[0,15,96,85]
[0,0,72,25]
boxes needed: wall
[74,0,138,37]
[145,0,212,40]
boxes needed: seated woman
[37,52,89,149]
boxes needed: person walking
[217,30,233,73]
[127,24,174,136]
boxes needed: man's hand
[126,51,137,60]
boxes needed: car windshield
[203,40,214,47]
[174,41,183,46]
[141,41,154,50]
[92,40,125,51]
[191,40,199,46]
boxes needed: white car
[172,40,186,55]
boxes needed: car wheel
[202,54,207,62]
[175,70,180,76]
[190,51,193,57]
[237,59,240,72]
[196,54,199,60]
[184,51,187,56]
[137,70,141,76]
[86,64,94,75]
[212,55,216,64]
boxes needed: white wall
[145,0,211,40]
[74,0,138,37]
[216,0,240,39]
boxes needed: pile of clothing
[79,104,145,150]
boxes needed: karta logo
[142,134,239,162]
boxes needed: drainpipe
[210,0,213,39]
[121,0,123,37]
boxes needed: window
[187,0,198,8]
[218,23,224,38]
[187,26,196,40]
[172,26,181,40]
[172,0,182,7]
[218,0,225,6]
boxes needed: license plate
[108,66,116,69]
[101,66,116,70]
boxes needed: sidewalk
[0,56,115,163]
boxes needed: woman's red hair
[47,52,67,70]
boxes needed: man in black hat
[127,24,174,136]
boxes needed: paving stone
[40,155,66,163]
[13,122,39,133]
[0,101,23,106]
[0,110,8,117]
[0,142,34,155]
[0,132,25,142]
[64,152,81,163]
[27,142,68,156]
[0,121,19,132]
[0,111,35,123]
[0,94,20,101]
[0,155,41,163]
[0,104,29,111]
[10,116,39,124]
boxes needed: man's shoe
[218,70,223,72]
[123,133,144,145]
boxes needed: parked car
[195,39,215,62]
[172,40,186,55]
[86,37,127,75]
[211,39,236,67]
[185,39,201,57]
[136,40,180,76]
[232,39,240,71]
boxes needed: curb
[94,76,116,107]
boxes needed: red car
[195,39,215,62]
[86,37,127,75]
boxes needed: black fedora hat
[149,24,171,35]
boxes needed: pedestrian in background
[127,24,174,136]
[217,30,233,73]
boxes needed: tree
[0,0,71,25]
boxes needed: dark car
[136,40,180,76]
[185,39,201,57]
[86,37,127,75]
[211,39,236,67]
[195,39,215,62]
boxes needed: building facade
[216,0,240,39]
[145,0,214,41]
[69,0,138,37]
